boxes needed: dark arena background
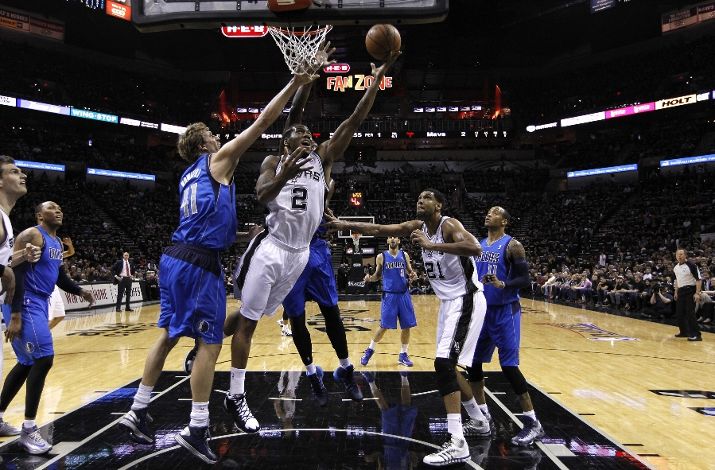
[0,0,713,468]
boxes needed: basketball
[365,24,401,62]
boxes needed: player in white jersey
[0,155,38,437]
[223,50,401,433]
[43,234,74,329]
[327,188,489,467]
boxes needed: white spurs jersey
[265,151,327,250]
[420,216,482,300]
[0,209,14,303]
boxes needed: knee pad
[466,363,484,383]
[434,358,459,396]
[502,366,528,395]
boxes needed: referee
[673,249,702,341]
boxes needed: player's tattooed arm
[11,228,42,267]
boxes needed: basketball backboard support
[131,0,448,32]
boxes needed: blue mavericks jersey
[475,234,520,306]
[172,153,237,250]
[382,250,408,293]
[26,226,63,297]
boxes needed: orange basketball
[365,24,401,62]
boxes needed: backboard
[131,0,448,31]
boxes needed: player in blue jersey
[469,206,543,447]
[0,201,94,454]
[361,236,418,367]
[119,72,315,465]
[361,371,418,469]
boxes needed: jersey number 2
[291,187,307,210]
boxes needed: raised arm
[210,74,315,184]
[326,214,421,238]
[285,82,313,131]
[62,237,75,259]
[410,218,481,257]
[317,51,401,177]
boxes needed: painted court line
[484,387,570,470]
[37,375,191,470]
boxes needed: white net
[351,232,362,252]
[268,25,333,75]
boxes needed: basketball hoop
[268,24,333,75]
[351,231,362,253]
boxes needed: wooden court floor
[1,296,712,469]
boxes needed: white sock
[479,404,489,415]
[306,364,317,375]
[369,340,377,350]
[131,383,154,411]
[230,368,246,395]
[23,419,36,429]
[523,409,537,421]
[189,401,210,428]
[400,344,408,354]
[447,413,464,441]
[461,397,485,420]
[339,358,351,369]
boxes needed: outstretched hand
[371,50,402,77]
[316,40,337,68]
[279,146,313,181]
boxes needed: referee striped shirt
[673,261,700,289]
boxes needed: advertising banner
[61,282,143,311]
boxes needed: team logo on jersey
[197,320,209,333]
[476,252,500,263]
[8,236,13,249]
[25,342,35,354]
[49,247,64,260]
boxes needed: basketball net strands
[267,24,333,75]
[351,231,362,252]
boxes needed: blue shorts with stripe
[2,294,54,365]
[381,291,417,330]
[157,245,225,344]
[282,239,338,317]
[472,301,521,367]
